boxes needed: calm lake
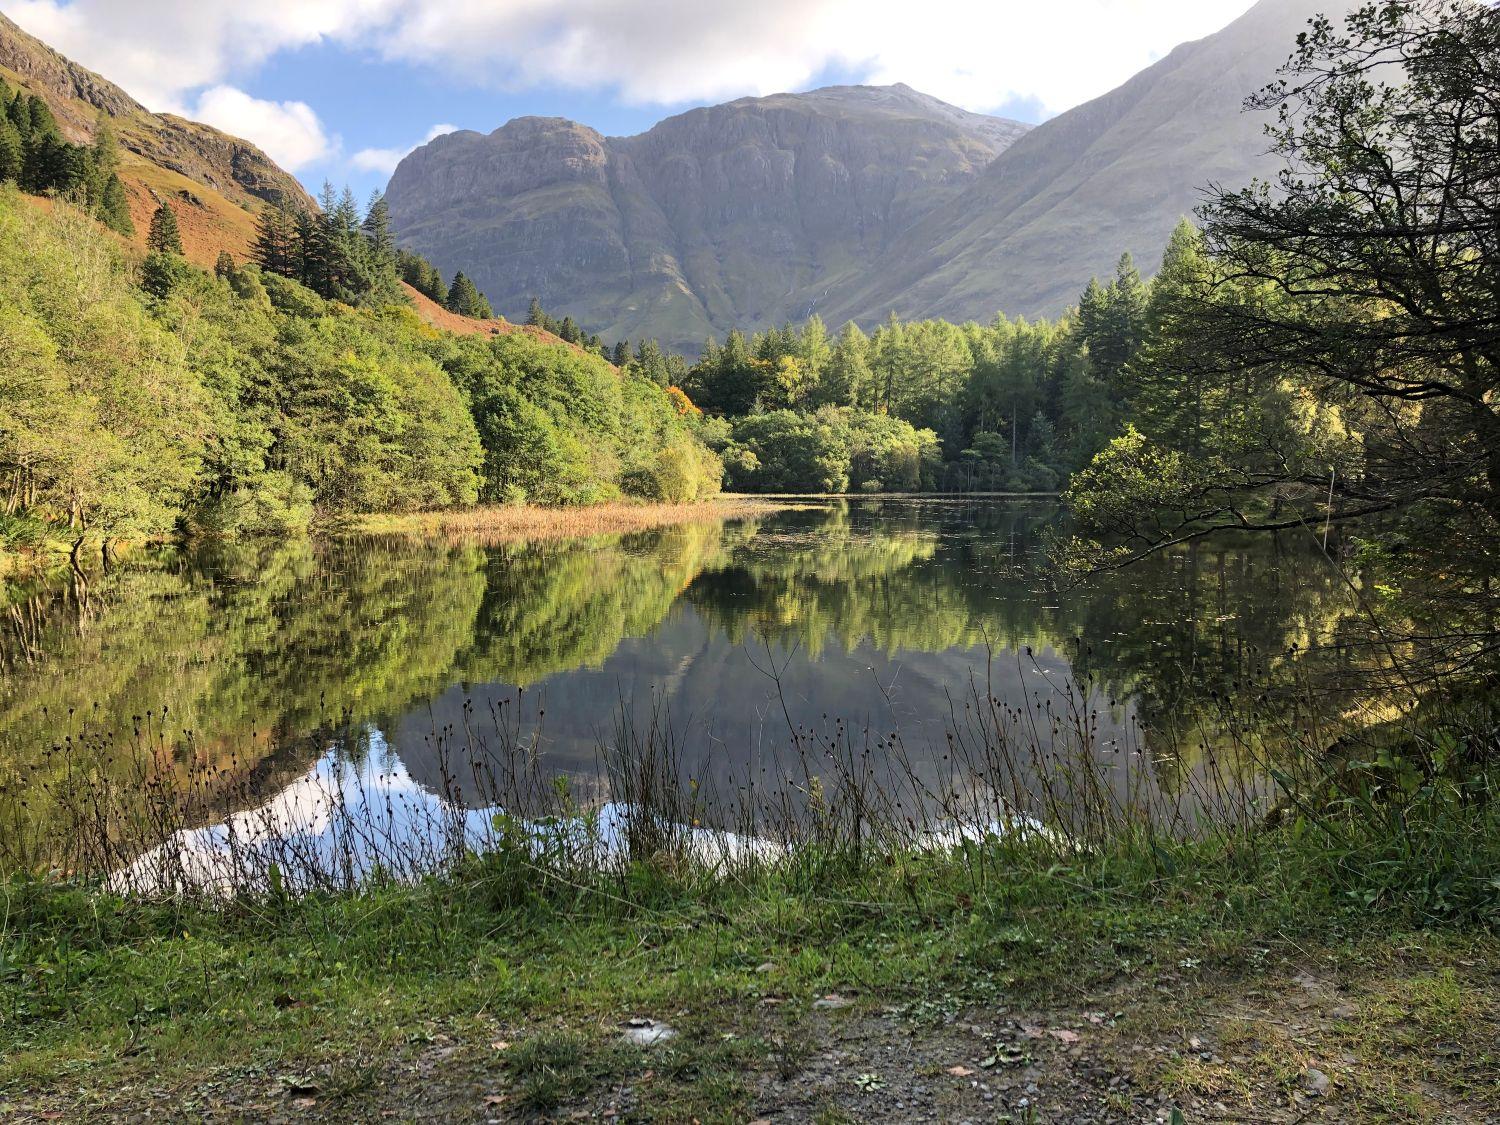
[1,499,1359,887]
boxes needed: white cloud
[351,123,458,174]
[9,1,1266,125]
[192,86,334,171]
[365,0,1264,116]
[8,0,401,112]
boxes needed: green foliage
[707,408,937,494]
[439,328,715,505]
[138,249,188,298]
[95,172,131,235]
[1065,0,1500,636]
[0,92,135,234]
[396,248,446,303]
[253,184,409,308]
[0,187,208,540]
[0,189,721,553]
[145,203,182,255]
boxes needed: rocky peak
[386,85,1030,351]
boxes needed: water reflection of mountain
[390,604,1099,802]
[2,499,1369,861]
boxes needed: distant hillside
[822,0,1332,326]
[386,84,1030,352]
[0,9,314,266]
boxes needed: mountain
[821,0,1327,326]
[388,0,1326,348]
[0,10,314,265]
[385,84,1031,352]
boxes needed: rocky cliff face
[0,11,314,212]
[386,85,1029,351]
[388,0,1331,346]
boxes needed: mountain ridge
[386,84,1031,351]
[820,0,1327,326]
[0,11,314,216]
[388,0,1329,348]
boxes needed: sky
[8,0,1260,198]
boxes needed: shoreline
[337,496,801,544]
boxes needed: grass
[342,497,800,544]
[1,681,1494,1118]
[2,799,1497,1120]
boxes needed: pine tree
[557,315,580,343]
[214,250,237,280]
[98,173,133,235]
[632,339,668,383]
[146,202,183,255]
[526,297,545,326]
[252,204,298,277]
[6,91,30,138]
[1123,220,1220,451]
[362,192,395,263]
[611,340,631,366]
[84,112,119,213]
[447,271,489,318]
[296,207,323,292]
[815,322,872,409]
[0,115,21,183]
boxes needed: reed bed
[5,647,1494,921]
[343,498,797,545]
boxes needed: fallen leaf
[291,1098,316,1110]
[945,1065,976,1077]
[483,1094,505,1106]
[489,1040,510,1051]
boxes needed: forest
[0,178,720,569]
[520,224,1238,498]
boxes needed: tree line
[251,187,493,319]
[515,251,1160,495]
[0,78,133,236]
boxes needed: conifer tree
[814,322,873,408]
[146,202,182,255]
[296,206,323,292]
[0,115,21,183]
[83,112,118,211]
[362,192,395,263]
[214,250,237,280]
[526,297,545,326]
[446,271,490,318]
[97,173,133,235]
[1121,220,1215,450]
[632,339,668,383]
[252,204,298,278]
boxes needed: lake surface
[0,499,1363,886]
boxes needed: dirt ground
[15,948,1495,1124]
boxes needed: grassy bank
[340,498,798,545]
[3,665,1495,1121]
[3,777,1497,1122]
